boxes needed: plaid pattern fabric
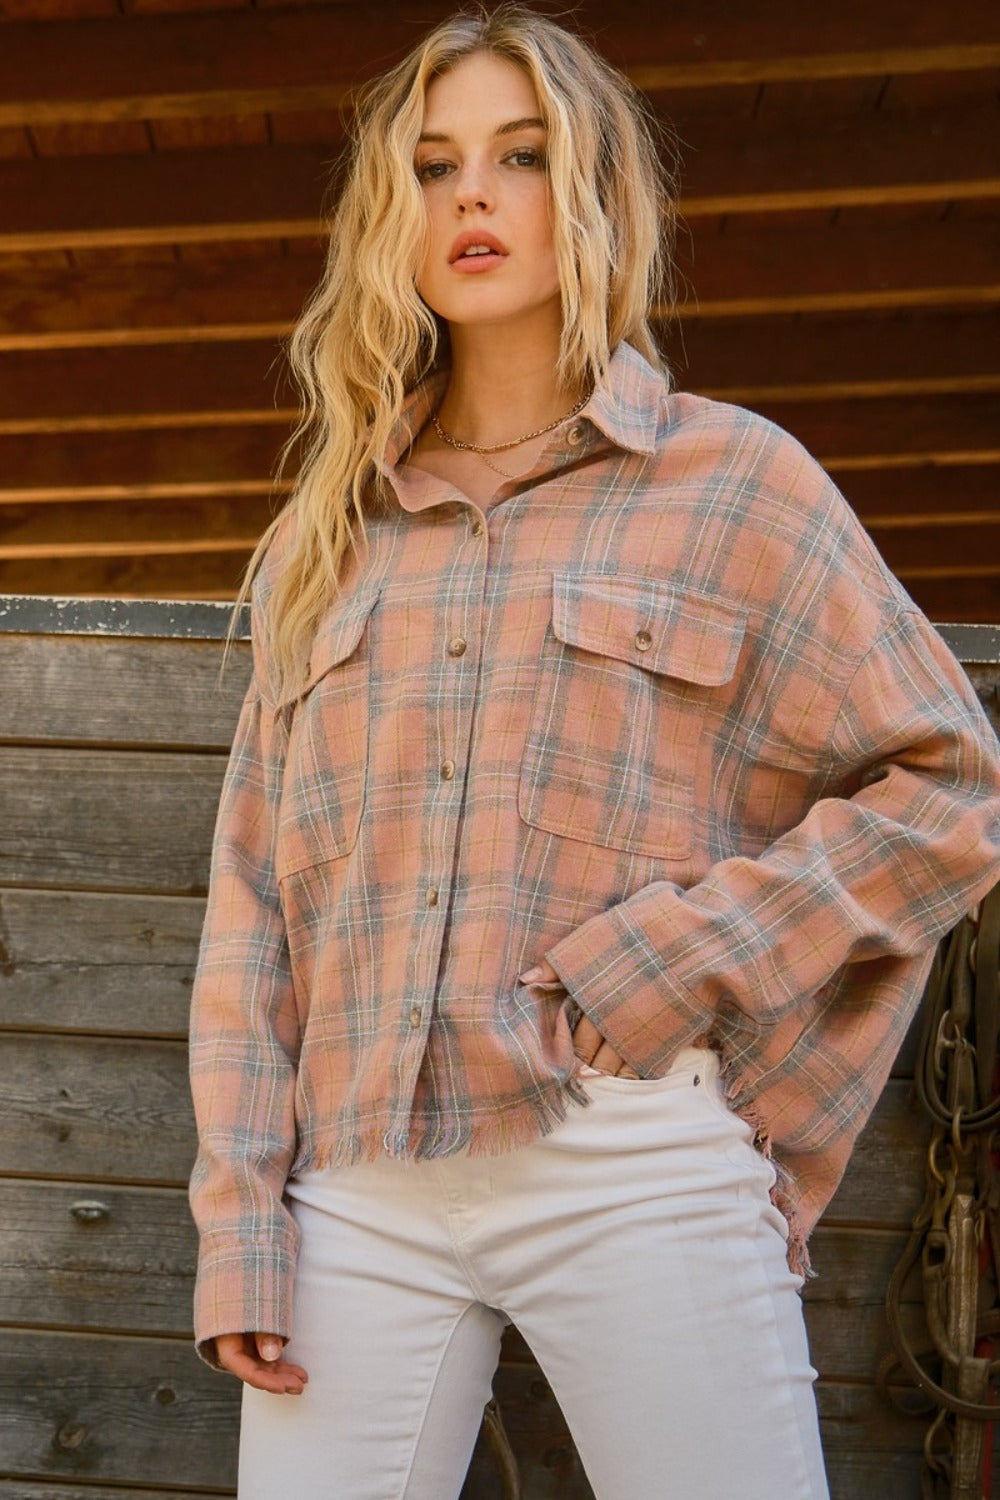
[189,343,1000,1357]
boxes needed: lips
[448,230,509,264]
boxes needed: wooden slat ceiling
[0,0,998,620]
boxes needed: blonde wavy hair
[247,2,677,698]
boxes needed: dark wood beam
[869,520,1000,574]
[0,395,993,502]
[2,310,998,431]
[0,424,295,501]
[896,575,1000,622]
[834,463,1000,525]
[755,392,1000,467]
[4,218,998,352]
[0,550,254,599]
[0,543,995,623]
[0,341,296,431]
[1,97,996,253]
[673,220,1000,318]
[0,257,317,351]
[672,309,1000,403]
[0,494,280,555]
[0,2,997,128]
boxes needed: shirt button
[567,423,585,446]
[470,519,485,537]
[447,636,467,657]
[426,886,439,907]
[409,1005,422,1026]
[441,759,456,780]
[635,629,652,652]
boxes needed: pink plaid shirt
[189,342,1000,1359]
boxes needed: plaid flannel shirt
[189,342,1000,1360]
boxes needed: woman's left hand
[520,959,641,1078]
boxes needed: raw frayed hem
[718,1053,813,1282]
[291,1074,591,1177]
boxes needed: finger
[571,1013,604,1063]
[216,1334,308,1395]
[519,958,561,986]
[590,1039,627,1074]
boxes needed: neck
[438,315,583,449]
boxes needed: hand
[520,960,640,1078]
[214,1331,309,1395]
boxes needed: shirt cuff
[193,1237,297,1370]
[545,892,711,1077]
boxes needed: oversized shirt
[189,341,1000,1360]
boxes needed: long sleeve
[188,658,300,1367]
[547,604,1000,1171]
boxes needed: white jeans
[238,1048,829,1499]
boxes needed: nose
[454,161,493,215]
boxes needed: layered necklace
[431,389,591,479]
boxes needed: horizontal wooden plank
[902,574,1000,624]
[824,1079,929,1227]
[1,95,997,253]
[0,1329,239,1490]
[0,341,294,432]
[676,219,1000,317]
[0,1325,933,1498]
[0,255,312,351]
[3,549,999,620]
[5,218,1000,351]
[0,746,224,892]
[1,1024,932,1214]
[0,1486,225,1500]
[0,423,290,499]
[833,461,1000,526]
[1,1034,196,1182]
[0,1180,198,1332]
[0,395,995,508]
[3,309,998,433]
[1,1,996,130]
[0,889,207,1035]
[0,634,247,746]
[677,308,1000,404]
[0,550,254,599]
[0,495,280,557]
[756,391,1000,466]
[0,595,248,640]
[0,1176,920,1384]
[869,520,1000,575]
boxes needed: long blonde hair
[248,3,677,698]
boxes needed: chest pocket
[518,574,746,858]
[276,591,379,880]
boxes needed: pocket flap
[551,574,745,687]
[275,590,379,708]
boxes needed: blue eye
[507,148,544,168]
[417,160,452,183]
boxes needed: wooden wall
[0,0,998,619]
[2,602,1000,1497]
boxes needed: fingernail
[520,967,542,983]
[260,1337,282,1361]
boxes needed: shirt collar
[379,339,665,502]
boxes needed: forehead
[421,51,542,131]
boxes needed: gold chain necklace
[431,390,590,481]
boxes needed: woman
[188,7,1000,1497]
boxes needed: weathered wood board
[0,890,204,1036]
[1,610,997,1500]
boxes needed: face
[414,51,561,335]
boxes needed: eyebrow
[417,116,546,145]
